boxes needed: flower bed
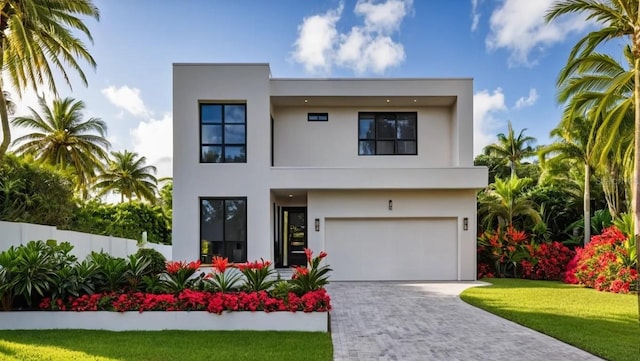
[40,289,331,313]
[0,242,333,331]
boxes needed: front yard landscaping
[0,330,333,361]
[460,278,639,361]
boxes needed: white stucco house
[172,63,487,281]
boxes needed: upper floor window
[358,112,417,155]
[200,104,246,163]
[308,113,328,121]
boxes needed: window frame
[358,112,418,156]
[199,197,247,263]
[199,103,247,163]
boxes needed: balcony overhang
[269,167,488,190]
[270,96,456,108]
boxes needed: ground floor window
[200,197,247,263]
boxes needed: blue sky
[8,0,628,179]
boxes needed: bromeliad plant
[204,256,241,292]
[290,249,331,295]
[236,258,277,292]
[162,260,203,293]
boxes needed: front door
[282,207,307,267]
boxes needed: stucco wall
[172,64,273,262]
[272,107,452,167]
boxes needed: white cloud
[486,0,590,66]
[292,3,343,74]
[355,0,413,34]
[514,88,538,109]
[471,0,481,32]
[473,88,507,155]
[292,0,412,74]
[130,112,173,179]
[102,85,151,118]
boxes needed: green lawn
[0,330,333,361]
[460,279,640,361]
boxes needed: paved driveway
[326,282,602,361]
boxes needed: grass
[460,279,640,361]
[0,330,333,361]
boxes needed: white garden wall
[0,220,172,260]
[0,311,329,332]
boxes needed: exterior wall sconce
[463,217,469,231]
[315,218,320,232]
[388,200,393,210]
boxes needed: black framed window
[200,104,246,163]
[200,197,247,263]
[358,112,417,155]
[308,113,328,121]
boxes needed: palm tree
[94,150,158,204]
[11,96,110,197]
[546,0,640,290]
[0,0,100,161]
[540,116,598,245]
[478,176,542,229]
[483,121,537,178]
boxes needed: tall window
[358,112,417,155]
[200,198,247,263]
[200,104,246,163]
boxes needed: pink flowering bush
[567,226,638,294]
[477,226,574,281]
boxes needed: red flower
[211,256,232,273]
[166,261,183,274]
[318,251,328,259]
[304,248,313,262]
[292,266,309,279]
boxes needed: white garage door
[324,218,458,281]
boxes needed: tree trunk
[633,55,640,317]
[510,161,516,178]
[584,164,591,246]
[0,84,9,162]
[0,21,8,163]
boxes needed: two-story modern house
[172,63,487,281]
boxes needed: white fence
[0,220,172,260]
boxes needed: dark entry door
[283,207,307,267]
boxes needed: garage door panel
[325,218,457,281]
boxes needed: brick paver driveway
[326,282,602,361]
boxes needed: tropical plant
[236,259,277,292]
[0,240,76,309]
[546,0,640,297]
[290,249,331,295]
[540,115,602,245]
[478,177,542,229]
[162,260,203,293]
[94,150,158,204]
[135,248,167,276]
[483,121,537,178]
[87,253,127,293]
[123,255,151,291]
[205,257,241,293]
[11,96,110,197]
[0,0,101,161]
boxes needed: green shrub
[0,155,77,227]
[71,201,171,244]
[135,248,167,276]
